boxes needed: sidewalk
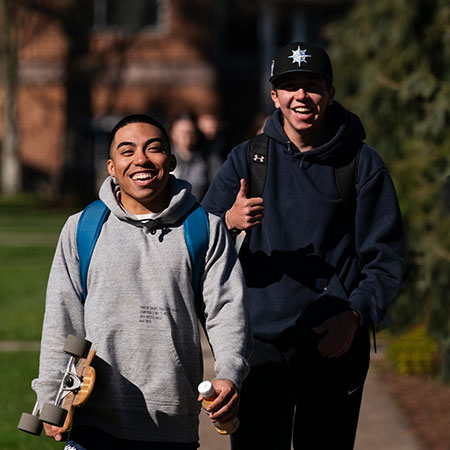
[355,357,425,450]
[198,335,233,450]
[199,334,425,450]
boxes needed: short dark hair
[109,114,171,152]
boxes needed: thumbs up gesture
[225,179,264,232]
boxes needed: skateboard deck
[18,335,96,437]
[59,348,96,432]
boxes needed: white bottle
[198,381,239,435]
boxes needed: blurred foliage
[387,324,440,375]
[326,0,450,377]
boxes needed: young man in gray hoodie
[32,114,252,449]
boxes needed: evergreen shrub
[387,325,440,375]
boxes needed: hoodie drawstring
[287,141,307,169]
[147,218,163,235]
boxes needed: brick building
[0,0,351,199]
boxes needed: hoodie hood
[99,175,198,228]
[264,101,366,162]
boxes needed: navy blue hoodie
[202,103,404,340]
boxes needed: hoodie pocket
[323,272,349,300]
[91,327,201,415]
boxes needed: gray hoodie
[32,175,251,443]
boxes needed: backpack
[76,200,209,303]
[246,133,362,216]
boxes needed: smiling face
[271,72,335,151]
[107,122,176,214]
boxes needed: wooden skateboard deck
[60,349,96,432]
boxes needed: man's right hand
[225,179,264,232]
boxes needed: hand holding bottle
[198,379,240,434]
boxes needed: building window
[93,0,167,31]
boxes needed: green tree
[326,0,450,379]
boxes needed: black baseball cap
[269,41,333,85]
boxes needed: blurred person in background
[247,112,271,139]
[202,41,404,450]
[170,112,222,201]
[197,112,231,161]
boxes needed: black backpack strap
[335,142,380,351]
[247,134,361,210]
[334,143,363,217]
[246,133,270,198]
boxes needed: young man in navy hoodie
[202,42,404,449]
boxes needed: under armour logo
[252,153,266,164]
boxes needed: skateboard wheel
[40,403,67,427]
[17,412,43,435]
[63,335,91,358]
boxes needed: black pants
[231,328,370,450]
[67,425,199,450]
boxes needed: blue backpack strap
[183,204,210,298]
[76,199,110,302]
[76,201,208,303]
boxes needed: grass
[0,196,78,449]
[0,196,77,340]
[0,352,63,450]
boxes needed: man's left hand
[312,310,360,358]
[198,379,239,424]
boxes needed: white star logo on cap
[289,46,311,67]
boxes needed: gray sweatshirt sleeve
[32,214,86,409]
[201,214,252,389]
